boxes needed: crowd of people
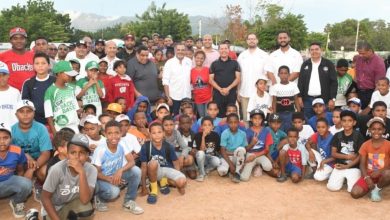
[1,26,390,219]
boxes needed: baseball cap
[107,103,122,114]
[85,61,99,70]
[124,34,135,40]
[340,110,357,121]
[166,35,173,39]
[347,97,361,106]
[9,27,27,38]
[75,40,87,47]
[181,98,193,105]
[269,113,282,122]
[95,39,105,45]
[152,33,160,37]
[53,61,79,77]
[68,133,90,153]
[0,122,11,135]
[249,109,265,118]
[115,114,130,123]
[84,115,101,126]
[0,61,9,74]
[69,59,80,65]
[156,103,170,112]
[98,59,108,64]
[16,99,35,111]
[312,98,325,106]
[367,117,386,127]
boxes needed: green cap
[53,61,78,76]
[85,61,99,70]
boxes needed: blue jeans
[96,166,141,203]
[0,175,32,203]
[279,111,292,133]
[303,96,315,120]
[196,103,207,118]
[196,151,221,176]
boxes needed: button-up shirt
[163,56,192,100]
[355,54,386,90]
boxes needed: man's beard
[126,45,134,50]
[279,41,289,48]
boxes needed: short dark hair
[137,45,149,54]
[278,65,290,74]
[194,50,206,58]
[53,129,74,150]
[201,116,214,125]
[310,42,322,48]
[372,101,387,110]
[105,120,121,131]
[316,118,329,126]
[115,97,126,102]
[207,101,218,109]
[357,41,373,51]
[340,110,357,121]
[287,127,299,135]
[277,30,290,37]
[149,122,163,132]
[226,103,237,111]
[33,52,50,64]
[113,60,126,70]
[83,104,96,114]
[98,113,112,121]
[162,115,174,123]
[179,114,191,122]
[35,36,48,43]
[227,113,239,122]
[292,112,305,121]
[336,59,349,68]
[377,77,390,85]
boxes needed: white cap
[80,115,100,126]
[115,114,130,123]
[16,99,35,111]
[367,116,386,127]
[0,122,11,135]
[312,98,325,106]
[347,97,361,106]
[0,61,9,74]
[156,103,170,112]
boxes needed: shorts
[271,150,279,161]
[151,160,185,181]
[285,162,302,176]
[354,174,381,193]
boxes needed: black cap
[340,110,357,121]
[249,109,265,119]
[68,134,90,152]
[269,113,282,122]
[336,59,349,68]
[95,39,105,46]
[181,97,193,104]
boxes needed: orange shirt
[128,126,149,146]
[359,139,390,173]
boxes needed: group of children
[1,52,390,219]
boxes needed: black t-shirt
[358,115,390,141]
[331,130,365,168]
[209,57,240,91]
[194,131,220,156]
[46,154,61,174]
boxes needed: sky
[1,0,389,32]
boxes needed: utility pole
[326,32,330,51]
[198,19,202,39]
[354,20,360,51]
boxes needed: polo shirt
[210,57,241,91]
[355,54,386,90]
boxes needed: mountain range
[67,11,227,35]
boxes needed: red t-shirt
[0,50,35,91]
[287,147,303,170]
[98,73,112,102]
[190,67,212,104]
[228,51,237,60]
[106,75,135,111]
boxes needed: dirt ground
[1,172,390,220]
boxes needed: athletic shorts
[285,162,302,176]
[354,174,381,193]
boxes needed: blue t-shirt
[92,142,128,176]
[316,133,334,160]
[140,141,178,168]
[191,117,222,133]
[308,112,334,131]
[11,120,52,159]
[246,127,273,153]
[215,121,246,136]
[0,145,27,182]
[266,127,287,155]
[221,129,248,152]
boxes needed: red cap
[9,27,27,38]
[123,34,135,40]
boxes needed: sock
[374,184,382,191]
[150,182,158,195]
[160,177,168,187]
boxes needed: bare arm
[41,190,60,220]
[209,74,222,92]
[36,151,51,168]
[226,71,241,91]
[267,71,277,85]
[47,117,56,135]
[289,72,299,82]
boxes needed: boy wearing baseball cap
[308,98,334,131]
[11,100,52,201]
[0,122,32,218]
[116,114,142,164]
[347,97,362,114]
[82,115,105,155]
[76,61,106,116]
[350,117,390,201]
[106,103,122,119]
[0,61,21,127]
[41,133,97,220]
[44,61,80,134]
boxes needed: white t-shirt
[265,47,303,84]
[87,135,106,156]
[101,56,121,76]
[386,67,390,81]
[369,90,390,118]
[247,91,272,120]
[308,60,322,96]
[0,86,21,127]
[237,48,269,97]
[298,125,315,146]
[120,133,141,166]
[329,125,343,135]
[65,51,99,80]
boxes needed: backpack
[145,141,171,163]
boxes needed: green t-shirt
[75,77,105,116]
[336,73,353,107]
[44,84,80,132]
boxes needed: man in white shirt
[101,41,121,76]
[265,31,303,85]
[163,44,192,116]
[237,33,270,122]
[65,37,99,79]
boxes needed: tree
[306,32,327,48]
[122,2,191,41]
[223,5,247,45]
[0,0,73,43]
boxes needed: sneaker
[94,196,108,212]
[147,194,157,204]
[123,200,144,215]
[9,200,25,218]
[370,188,382,202]
[277,174,288,183]
[232,172,241,183]
[195,175,205,182]
[160,185,171,195]
[33,181,42,202]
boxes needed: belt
[306,95,321,99]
